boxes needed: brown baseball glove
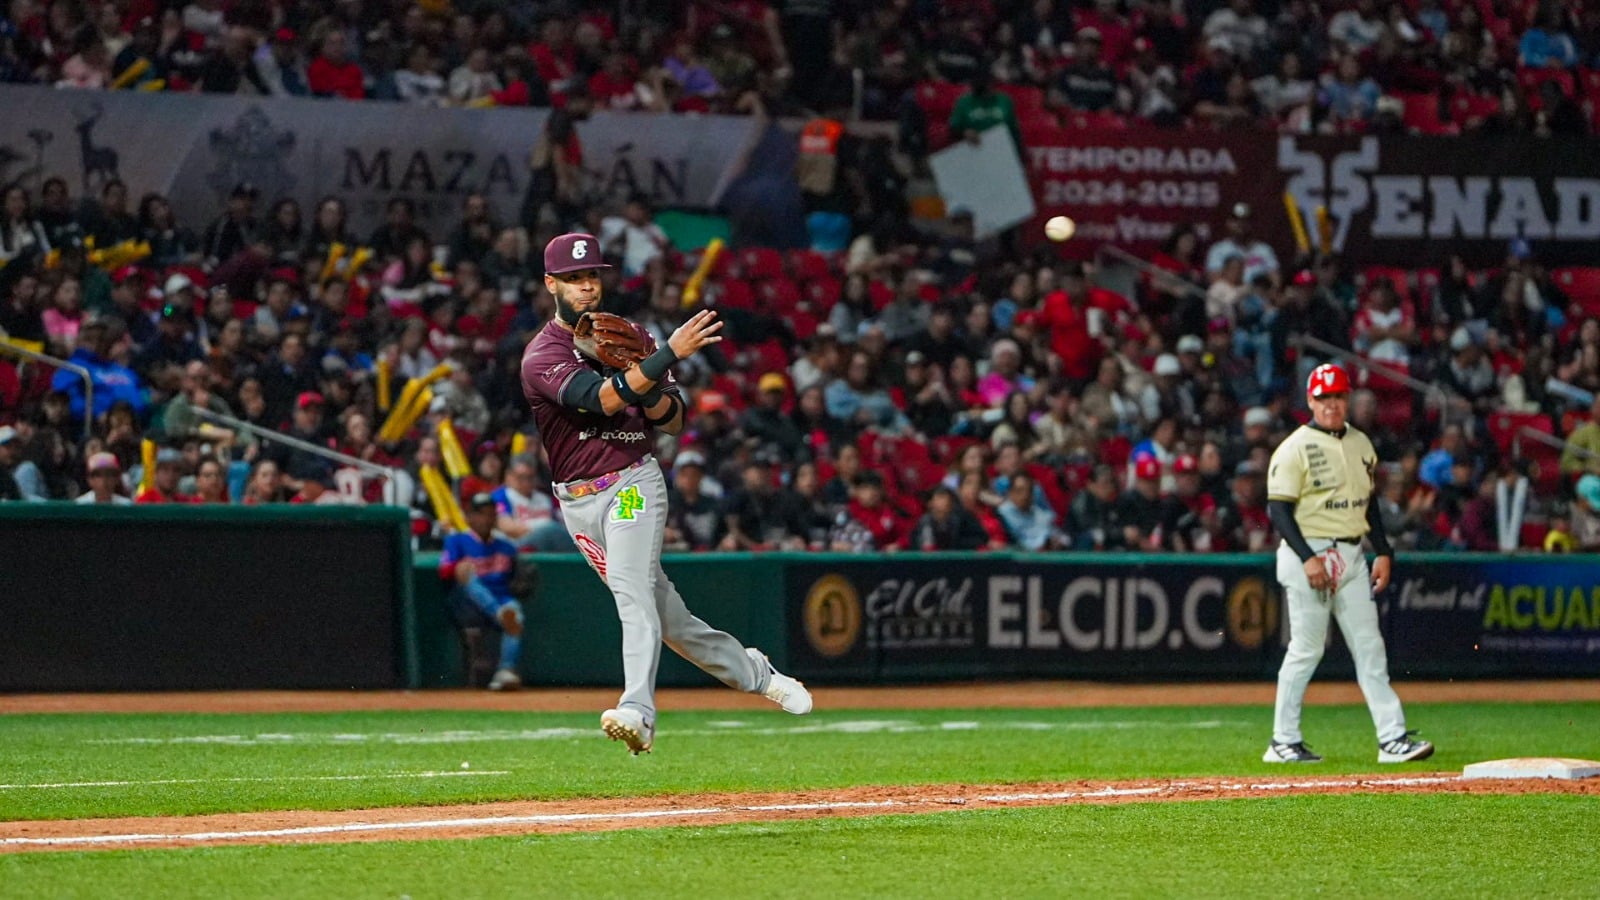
[572,312,649,369]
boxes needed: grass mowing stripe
[1,702,1594,821]
[0,772,508,790]
[1,795,1595,899]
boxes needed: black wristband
[644,395,680,426]
[610,371,644,405]
[639,346,679,382]
[641,386,664,407]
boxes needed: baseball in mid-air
[1045,215,1076,242]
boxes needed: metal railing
[1095,244,1208,301]
[189,407,415,507]
[190,407,396,479]
[0,340,92,442]
[1290,333,1456,419]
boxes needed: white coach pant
[1272,539,1408,745]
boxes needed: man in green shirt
[948,71,1022,155]
[1560,396,1600,477]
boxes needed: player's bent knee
[498,601,524,635]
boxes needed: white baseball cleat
[601,708,653,755]
[487,668,522,691]
[747,648,813,715]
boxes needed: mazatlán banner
[1023,126,1600,267]
[786,555,1600,682]
[0,85,760,242]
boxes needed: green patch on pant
[610,485,646,522]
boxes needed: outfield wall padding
[412,551,1600,688]
[0,505,414,691]
[1,508,1592,692]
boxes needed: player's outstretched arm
[588,311,723,416]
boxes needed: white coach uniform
[1266,418,1409,747]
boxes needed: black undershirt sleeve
[559,368,605,412]
[1267,499,1317,563]
[1366,496,1394,557]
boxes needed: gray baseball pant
[557,457,762,727]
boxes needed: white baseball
[1045,215,1076,242]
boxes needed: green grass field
[2,700,1597,897]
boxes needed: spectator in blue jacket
[440,492,527,691]
[1519,10,1579,68]
[50,316,146,427]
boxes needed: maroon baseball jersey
[520,319,677,483]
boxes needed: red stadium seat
[1517,66,1575,110]
[1361,266,1413,304]
[1552,267,1600,315]
[933,435,982,465]
[783,309,821,341]
[740,247,784,280]
[996,83,1046,116]
[757,278,802,314]
[788,249,833,281]
[914,80,967,125]
[1395,91,1457,135]
[716,279,756,310]
[801,275,841,311]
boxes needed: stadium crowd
[3,0,1600,556]
[1,0,1598,136]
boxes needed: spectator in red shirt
[527,16,578,98]
[135,447,190,503]
[307,30,364,99]
[834,471,907,551]
[1040,275,1100,383]
[589,50,641,109]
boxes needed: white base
[1461,758,1600,780]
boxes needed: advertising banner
[1023,126,1600,267]
[0,85,760,242]
[787,554,1600,682]
[786,556,1294,681]
[1280,135,1600,267]
[1023,125,1287,259]
[1386,557,1600,677]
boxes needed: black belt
[1313,536,1365,544]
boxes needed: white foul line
[0,775,1464,849]
[0,771,509,790]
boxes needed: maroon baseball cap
[543,233,612,276]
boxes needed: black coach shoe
[1263,740,1324,763]
[1378,731,1435,763]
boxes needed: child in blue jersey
[440,492,526,690]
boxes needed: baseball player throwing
[520,232,813,755]
[1263,363,1434,764]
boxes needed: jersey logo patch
[611,485,646,522]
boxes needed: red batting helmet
[1306,363,1351,399]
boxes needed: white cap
[675,450,707,469]
[0,425,16,445]
[1176,335,1204,354]
[163,273,194,296]
[1153,353,1181,376]
[1244,407,1272,428]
